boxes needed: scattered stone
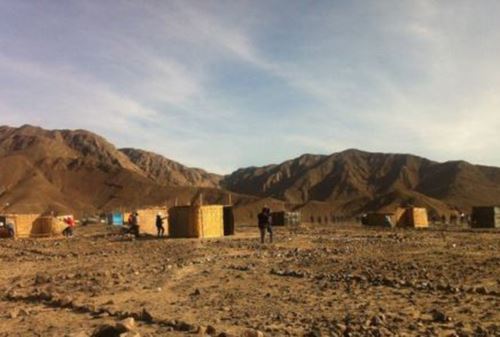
[242,329,264,337]
[303,329,321,337]
[67,331,90,337]
[119,333,140,337]
[197,325,207,335]
[206,325,217,335]
[430,309,450,323]
[116,317,136,332]
[8,309,19,319]
[91,324,122,337]
[139,308,153,323]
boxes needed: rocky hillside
[222,149,500,215]
[2,125,499,217]
[120,148,221,188]
[0,125,229,215]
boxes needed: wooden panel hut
[137,207,168,235]
[169,205,224,238]
[271,211,301,226]
[107,212,124,226]
[223,206,235,236]
[364,213,395,227]
[394,207,429,228]
[471,206,500,228]
[30,216,67,238]
[1,214,66,238]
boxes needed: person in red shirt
[63,217,75,237]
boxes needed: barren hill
[2,125,499,218]
[0,125,229,215]
[120,148,221,188]
[222,149,500,215]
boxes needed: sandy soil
[0,224,499,337]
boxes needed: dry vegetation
[1,224,499,337]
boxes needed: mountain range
[1,124,499,218]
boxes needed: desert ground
[0,224,499,337]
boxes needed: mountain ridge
[1,124,499,217]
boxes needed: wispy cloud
[1,1,500,172]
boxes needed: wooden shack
[125,208,168,235]
[364,213,395,227]
[364,207,429,228]
[223,206,235,236]
[30,216,67,238]
[271,211,301,226]
[0,214,66,238]
[107,212,124,226]
[471,206,500,228]
[395,207,429,228]
[169,205,224,239]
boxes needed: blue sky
[1,1,499,173]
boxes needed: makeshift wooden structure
[471,206,500,228]
[364,207,429,228]
[2,213,40,238]
[169,205,224,238]
[123,208,168,235]
[107,212,124,226]
[30,216,67,237]
[393,207,429,228]
[271,211,301,226]
[137,207,168,235]
[364,213,395,227]
[223,206,235,236]
[0,213,67,238]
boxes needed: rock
[217,333,238,337]
[8,309,19,319]
[303,329,321,337]
[242,329,264,337]
[18,308,30,317]
[91,324,122,337]
[430,309,450,323]
[67,332,90,337]
[139,308,153,323]
[475,286,488,295]
[370,315,385,326]
[206,325,217,335]
[119,333,140,337]
[175,320,196,332]
[197,326,207,335]
[116,318,136,332]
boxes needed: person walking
[257,207,273,244]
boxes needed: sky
[1,0,500,173]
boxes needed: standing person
[63,216,75,237]
[257,207,273,244]
[5,221,15,238]
[129,212,140,237]
[156,214,166,238]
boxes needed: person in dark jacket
[129,212,140,237]
[156,214,167,238]
[257,207,273,244]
